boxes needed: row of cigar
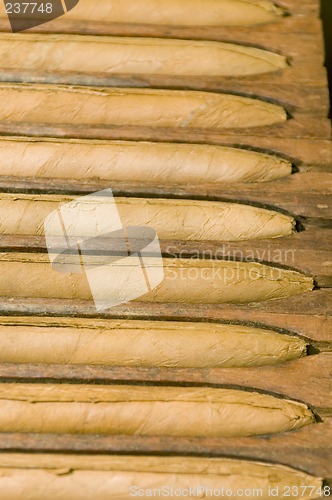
[0,1,325,498]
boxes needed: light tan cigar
[62,0,285,27]
[0,83,287,129]
[0,383,315,437]
[0,34,287,77]
[0,193,295,241]
[0,137,293,184]
[0,253,314,303]
[0,316,308,368]
[0,454,323,500]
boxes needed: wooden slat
[0,353,330,408]
[0,71,328,116]
[0,113,329,143]
[0,288,330,342]
[0,172,329,219]
[0,63,327,86]
[0,16,324,38]
[1,226,331,288]
[0,421,329,479]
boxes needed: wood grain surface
[1,423,330,480]
[0,0,330,488]
[0,72,327,115]
[0,114,330,142]
[0,172,329,217]
[0,354,330,409]
[0,289,330,342]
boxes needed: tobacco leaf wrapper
[0,384,315,437]
[0,454,322,499]
[0,84,287,129]
[0,137,293,184]
[0,194,295,241]
[60,0,285,26]
[0,34,287,77]
[0,253,313,303]
[0,316,308,368]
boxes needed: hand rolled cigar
[0,83,287,129]
[0,316,308,368]
[0,193,295,241]
[0,34,287,77]
[0,253,314,304]
[62,0,285,27]
[0,137,293,184]
[0,454,323,500]
[0,383,315,437]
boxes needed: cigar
[0,137,293,184]
[0,253,314,304]
[0,194,295,241]
[0,316,308,368]
[59,0,285,27]
[0,454,322,500]
[0,383,315,437]
[0,84,287,129]
[0,34,287,77]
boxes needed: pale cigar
[0,383,315,437]
[0,316,308,368]
[0,84,287,129]
[0,34,287,77]
[0,253,314,304]
[0,137,293,184]
[0,454,322,500]
[61,0,285,27]
[0,194,295,241]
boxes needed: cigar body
[0,137,293,184]
[0,455,322,500]
[0,84,287,129]
[0,317,308,368]
[60,0,285,27]
[0,194,295,241]
[0,384,315,437]
[0,34,287,77]
[0,253,313,304]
